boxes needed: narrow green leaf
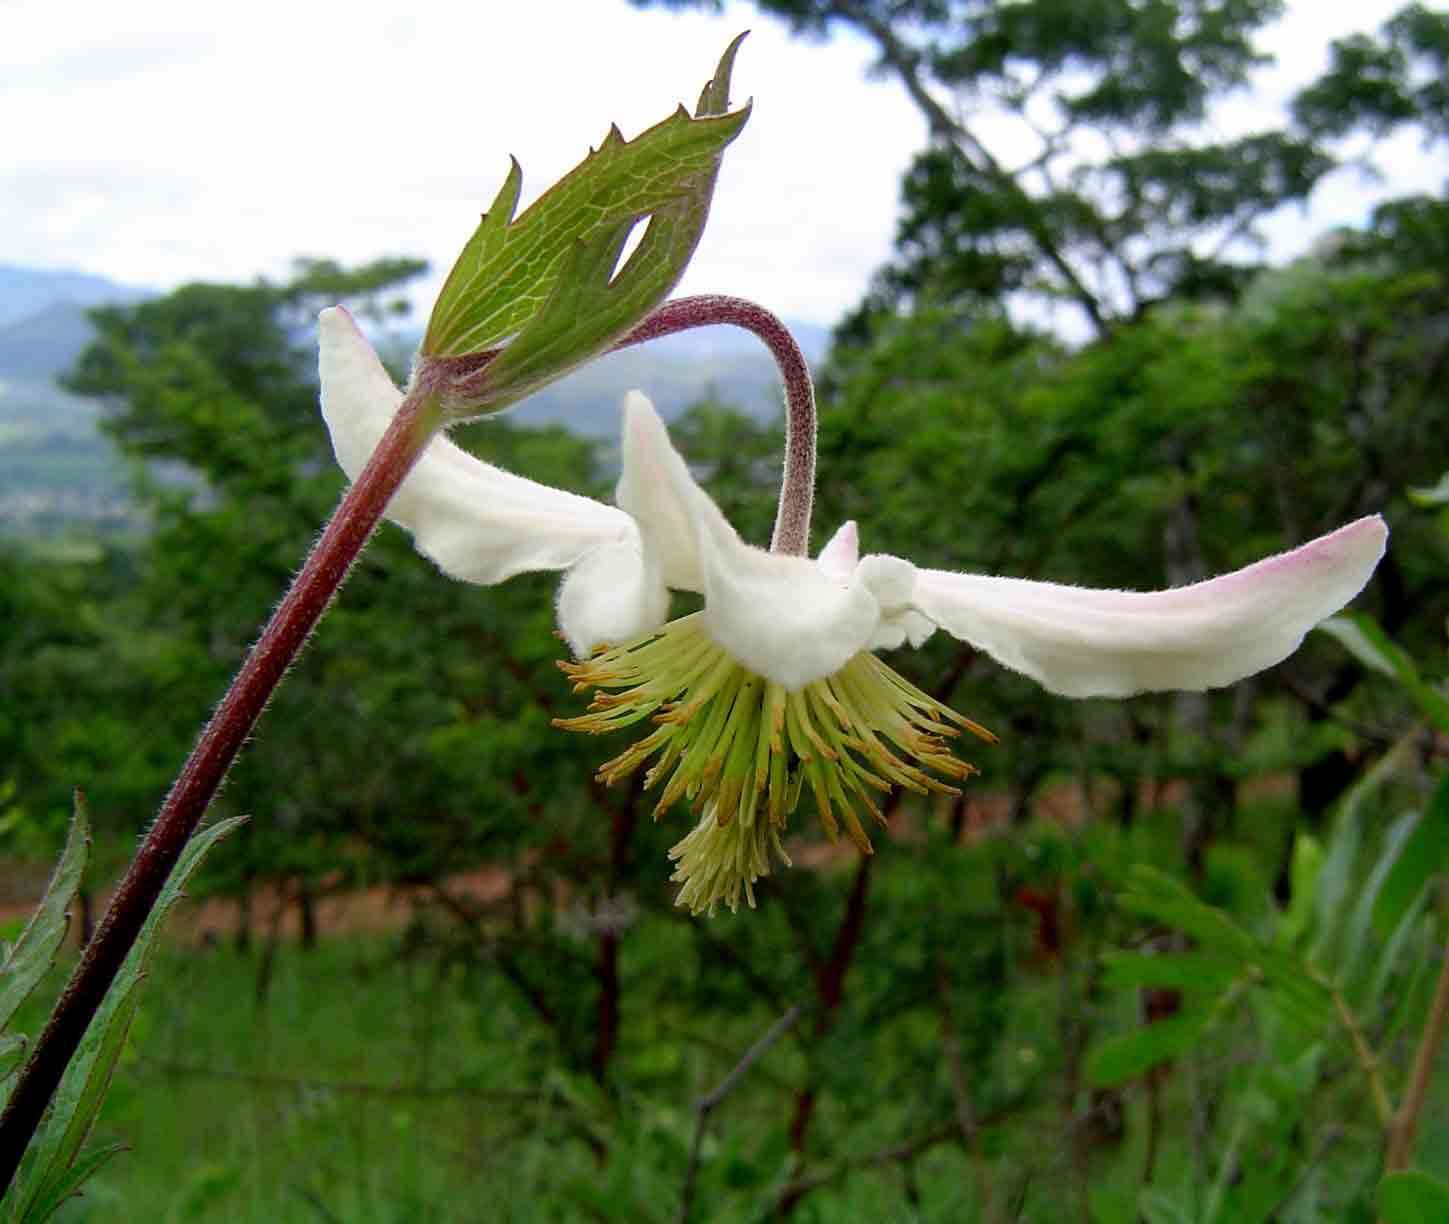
[14,1144,125,1224]
[14,983,137,1223]
[1377,1170,1449,1224]
[1137,1189,1195,1224]
[1317,614,1397,676]
[424,36,750,371]
[0,798,90,1033]
[14,816,245,1217]
[1316,734,1416,970]
[1087,1010,1213,1086]
[1280,833,1323,946]
[1407,471,1449,507]
[1375,774,1449,935]
[1318,613,1449,732]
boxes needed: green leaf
[1408,470,1449,507]
[13,816,245,1220]
[1374,774,1449,935]
[1087,1009,1213,1085]
[422,36,750,410]
[1377,1170,1449,1223]
[1317,613,1449,733]
[1119,867,1331,1026]
[1100,950,1240,994]
[1316,734,1416,970]
[13,1144,125,1224]
[0,797,90,1034]
[1279,833,1323,946]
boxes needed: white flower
[319,306,1388,913]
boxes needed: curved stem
[613,295,817,556]
[0,389,447,1194]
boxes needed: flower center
[554,613,996,915]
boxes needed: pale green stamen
[555,613,996,916]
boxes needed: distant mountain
[0,264,152,330]
[0,268,154,536]
[382,317,834,437]
[0,261,835,536]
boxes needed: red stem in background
[0,389,446,1194]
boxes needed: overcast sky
[4,0,1443,328]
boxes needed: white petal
[817,521,859,580]
[319,306,636,584]
[911,516,1388,698]
[635,397,882,689]
[615,391,705,591]
[556,539,669,657]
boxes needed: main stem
[0,390,446,1194]
[613,295,816,555]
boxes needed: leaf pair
[0,796,244,1221]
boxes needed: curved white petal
[556,538,670,657]
[318,306,637,585]
[817,521,859,580]
[616,391,705,591]
[911,516,1388,698]
[631,396,882,690]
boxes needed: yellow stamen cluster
[554,613,996,915]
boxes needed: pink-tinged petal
[630,395,882,689]
[615,392,706,591]
[318,307,639,585]
[911,517,1388,698]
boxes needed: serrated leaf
[12,816,245,1219]
[1377,1170,1449,1223]
[423,35,750,406]
[1374,774,1449,936]
[1318,613,1449,732]
[0,799,90,1035]
[1087,1009,1213,1085]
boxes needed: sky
[3,0,1444,329]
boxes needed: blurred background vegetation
[2,1,1449,1219]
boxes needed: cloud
[0,0,1439,328]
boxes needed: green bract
[421,35,750,416]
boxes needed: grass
[31,938,609,1222]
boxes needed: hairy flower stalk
[557,614,996,913]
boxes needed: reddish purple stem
[613,295,817,555]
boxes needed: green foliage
[423,36,749,412]
[1379,1169,1449,1224]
